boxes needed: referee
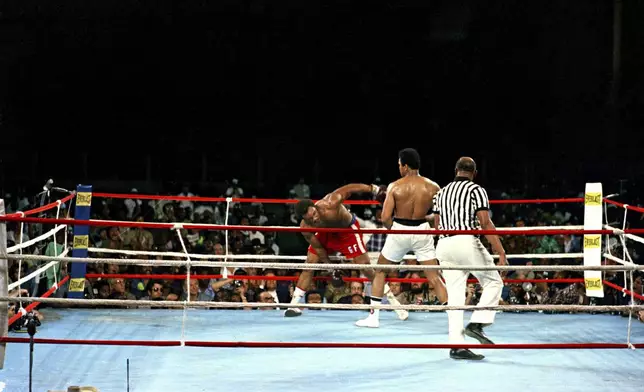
[433,157,506,361]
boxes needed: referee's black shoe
[449,348,485,360]
[464,323,494,344]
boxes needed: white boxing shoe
[355,314,380,328]
[284,308,302,317]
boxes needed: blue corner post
[68,184,93,298]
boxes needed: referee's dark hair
[399,148,421,170]
[455,156,477,173]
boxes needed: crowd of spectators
[3,178,644,324]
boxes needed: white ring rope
[618,206,633,347]
[16,220,25,312]
[603,202,616,287]
[223,197,232,279]
[605,224,644,245]
[603,195,644,338]
[63,203,69,252]
[18,224,24,252]
[620,209,628,298]
[174,226,192,300]
[51,204,63,298]
[4,197,641,352]
[603,201,611,260]
[623,232,644,245]
[14,201,63,308]
[0,296,642,313]
[85,246,584,261]
[4,253,640,271]
[174,226,191,347]
[617,218,638,348]
[26,218,604,235]
[627,267,635,349]
[11,202,70,309]
[603,253,636,267]
[7,247,70,291]
[6,222,67,253]
[602,198,644,349]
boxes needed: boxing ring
[1,187,644,392]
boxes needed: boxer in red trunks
[284,183,408,320]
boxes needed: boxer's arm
[427,182,440,217]
[425,211,438,227]
[430,190,441,230]
[381,190,395,229]
[327,183,377,205]
[430,213,440,229]
[302,231,332,263]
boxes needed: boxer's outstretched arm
[327,183,377,205]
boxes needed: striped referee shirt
[432,176,490,238]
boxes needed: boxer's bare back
[384,174,440,226]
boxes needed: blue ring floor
[1,308,643,392]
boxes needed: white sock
[369,296,382,319]
[290,287,306,304]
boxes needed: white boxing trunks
[380,218,436,263]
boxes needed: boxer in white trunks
[356,148,447,328]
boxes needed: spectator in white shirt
[355,208,376,245]
[249,218,265,244]
[124,188,142,219]
[292,177,310,199]
[226,178,244,198]
[178,183,195,212]
[260,271,281,307]
[265,234,280,255]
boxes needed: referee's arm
[473,187,507,265]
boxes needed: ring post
[583,183,604,298]
[0,199,8,369]
[68,185,93,299]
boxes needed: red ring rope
[93,192,644,214]
[4,193,75,218]
[3,192,641,352]
[7,275,70,327]
[1,215,642,235]
[0,337,640,349]
[93,192,586,206]
[604,199,644,213]
[602,280,644,301]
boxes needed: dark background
[1,0,642,200]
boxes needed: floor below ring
[1,308,642,392]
